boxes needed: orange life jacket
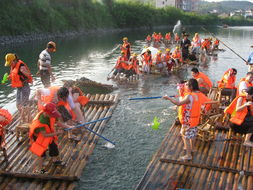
[143,53,152,65]
[237,78,253,96]
[165,33,171,41]
[121,42,131,58]
[29,112,57,157]
[0,109,12,136]
[38,86,60,110]
[10,60,33,88]
[154,54,162,65]
[224,95,253,125]
[174,34,180,42]
[194,72,213,89]
[115,56,127,69]
[178,92,209,127]
[129,58,140,74]
[146,35,151,41]
[172,50,182,62]
[214,39,219,45]
[57,100,76,121]
[218,69,236,89]
[163,53,171,63]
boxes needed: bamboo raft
[135,120,253,190]
[0,93,119,190]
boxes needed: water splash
[173,20,182,35]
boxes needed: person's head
[47,41,56,52]
[57,87,69,101]
[191,67,199,77]
[186,78,200,92]
[183,34,189,39]
[0,108,12,127]
[43,102,61,118]
[194,33,199,37]
[176,46,180,50]
[157,50,162,55]
[246,72,253,82]
[123,37,128,42]
[165,48,170,53]
[230,68,237,76]
[132,53,137,58]
[4,53,18,67]
[146,49,151,54]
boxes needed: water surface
[0,26,252,189]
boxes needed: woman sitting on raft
[225,86,253,147]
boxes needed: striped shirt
[38,49,51,70]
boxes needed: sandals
[53,160,66,166]
[179,155,192,161]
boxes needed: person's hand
[163,95,170,100]
[245,101,253,106]
[246,61,249,65]
[57,129,64,134]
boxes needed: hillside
[199,1,253,14]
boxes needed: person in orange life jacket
[0,108,12,162]
[218,68,237,102]
[191,67,213,95]
[110,51,128,79]
[145,35,152,46]
[141,49,152,74]
[4,53,33,111]
[174,33,180,44]
[29,102,65,173]
[120,37,131,60]
[180,33,191,62]
[172,46,183,67]
[163,79,215,161]
[125,53,140,78]
[37,41,56,88]
[211,38,219,51]
[163,48,174,72]
[225,87,253,147]
[238,72,253,95]
[154,50,165,73]
[164,32,171,45]
[36,86,85,124]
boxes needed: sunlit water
[0,26,253,189]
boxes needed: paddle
[107,68,114,80]
[1,73,9,84]
[129,95,177,101]
[201,27,247,62]
[64,116,116,146]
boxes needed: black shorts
[33,136,59,157]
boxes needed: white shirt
[38,49,51,70]
[239,81,248,95]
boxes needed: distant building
[155,0,199,12]
[155,0,176,8]
[245,9,253,18]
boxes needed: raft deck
[136,123,253,190]
[0,93,119,190]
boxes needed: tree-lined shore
[1,0,253,44]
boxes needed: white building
[156,0,176,8]
[156,0,199,12]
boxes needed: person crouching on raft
[163,79,215,161]
[224,86,253,147]
[29,102,67,173]
[0,109,12,162]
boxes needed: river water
[0,26,253,189]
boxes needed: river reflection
[0,26,252,189]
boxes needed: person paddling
[29,102,65,173]
[163,79,214,161]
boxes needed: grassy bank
[0,0,252,36]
